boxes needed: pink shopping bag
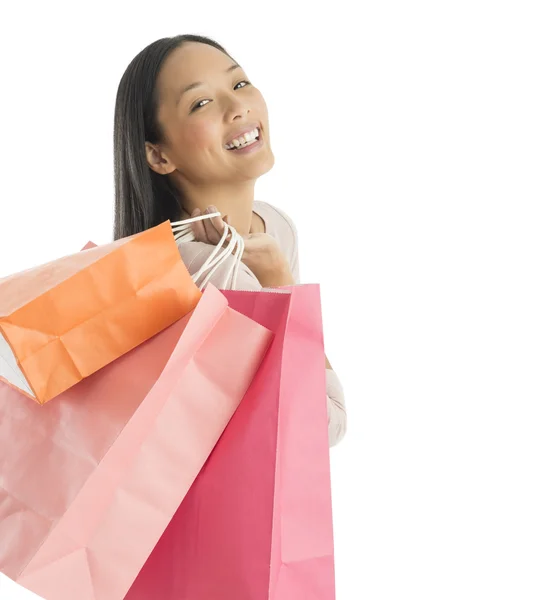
[126,284,336,600]
[0,284,272,600]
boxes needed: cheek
[184,122,220,151]
[253,89,268,111]
[253,92,270,129]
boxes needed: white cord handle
[170,212,244,291]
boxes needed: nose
[224,95,251,121]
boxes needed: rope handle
[170,212,244,291]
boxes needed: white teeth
[225,127,260,150]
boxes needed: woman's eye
[191,80,251,112]
[192,99,210,111]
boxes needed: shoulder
[253,200,298,236]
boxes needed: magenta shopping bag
[126,285,336,600]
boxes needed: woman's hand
[188,205,294,287]
[189,206,230,245]
[240,231,292,286]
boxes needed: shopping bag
[0,221,201,404]
[126,284,336,600]
[0,284,272,600]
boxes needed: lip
[226,132,264,155]
[224,123,261,146]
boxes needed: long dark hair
[113,34,234,241]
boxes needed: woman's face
[148,42,274,187]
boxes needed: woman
[113,34,347,446]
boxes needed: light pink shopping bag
[0,284,272,600]
[126,285,336,600]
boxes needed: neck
[177,179,256,236]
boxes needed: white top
[176,200,347,447]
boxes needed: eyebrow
[177,63,242,104]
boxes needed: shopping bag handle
[171,213,244,291]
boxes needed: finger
[217,216,233,249]
[190,208,209,244]
[190,208,216,245]
[202,208,220,244]
[204,206,226,244]
[188,208,201,241]
[222,215,233,233]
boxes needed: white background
[1,1,533,598]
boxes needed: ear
[145,142,177,176]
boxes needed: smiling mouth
[225,127,262,150]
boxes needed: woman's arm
[325,362,347,447]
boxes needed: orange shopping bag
[0,221,201,404]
